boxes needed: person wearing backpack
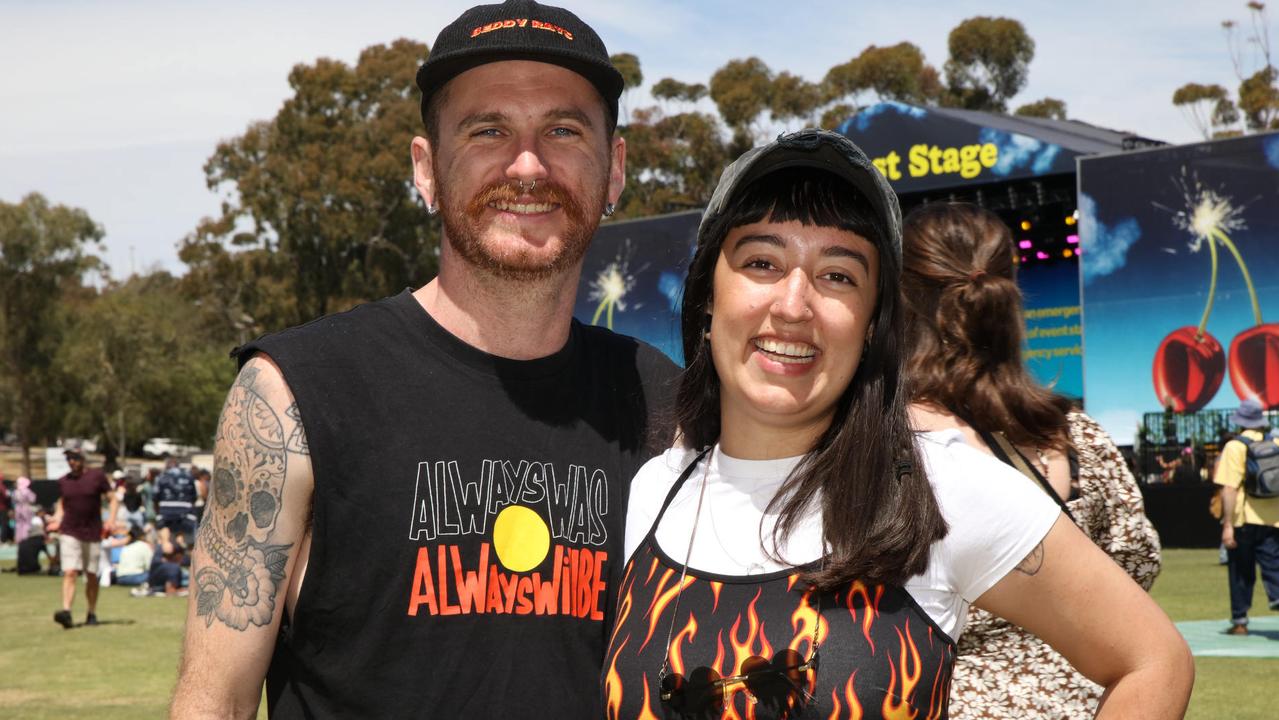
[1215,397,1279,635]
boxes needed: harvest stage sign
[836,102,1077,193]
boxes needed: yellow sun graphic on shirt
[492,505,551,572]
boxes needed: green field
[0,548,1274,718]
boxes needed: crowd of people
[1,452,208,628]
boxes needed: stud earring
[426,202,438,216]
[603,202,616,217]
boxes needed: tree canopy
[1015,97,1068,120]
[1172,83,1237,139]
[55,273,235,462]
[825,43,942,106]
[1176,3,1277,137]
[709,57,775,133]
[0,193,103,476]
[652,77,708,105]
[943,16,1035,111]
[195,39,439,327]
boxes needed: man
[192,466,211,525]
[154,457,198,546]
[49,448,119,628]
[171,2,676,717]
[1216,397,1279,635]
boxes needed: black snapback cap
[416,0,624,129]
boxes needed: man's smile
[488,200,559,214]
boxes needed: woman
[900,202,1163,719]
[602,130,1190,719]
[13,476,38,544]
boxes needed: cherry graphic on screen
[1154,207,1276,410]
[1230,324,1279,407]
[1153,327,1225,412]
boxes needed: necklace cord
[658,447,713,683]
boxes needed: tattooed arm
[171,355,314,719]
[974,516,1194,719]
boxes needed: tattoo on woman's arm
[195,366,308,631]
[1015,542,1045,576]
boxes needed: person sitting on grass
[132,541,187,597]
[16,508,53,575]
[112,525,154,587]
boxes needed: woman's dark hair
[677,167,947,591]
[901,202,1072,450]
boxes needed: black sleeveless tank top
[236,290,677,719]
[603,453,955,719]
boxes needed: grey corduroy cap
[696,128,903,267]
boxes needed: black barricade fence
[1136,408,1279,485]
[1139,483,1221,549]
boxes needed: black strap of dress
[977,429,1077,525]
[647,446,714,539]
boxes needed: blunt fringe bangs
[676,167,948,591]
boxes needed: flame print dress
[603,462,956,720]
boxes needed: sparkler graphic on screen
[588,248,636,329]
[1160,169,1258,330]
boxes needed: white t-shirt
[117,540,155,576]
[623,430,1062,640]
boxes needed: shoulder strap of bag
[978,428,1077,524]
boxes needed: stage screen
[1019,260,1083,399]
[1078,132,1279,444]
[572,210,699,365]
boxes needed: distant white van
[143,438,202,458]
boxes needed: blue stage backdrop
[1079,132,1279,444]
[1019,261,1083,399]
[572,210,700,365]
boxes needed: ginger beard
[438,174,608,281]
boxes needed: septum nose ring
[518,179,537,193]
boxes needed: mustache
[466,180,584,219]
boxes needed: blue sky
[0,0,1250,277]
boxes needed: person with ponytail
[902,202,1165,719]
[602,134,1190,720]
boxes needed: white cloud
[1079,193,1142,285]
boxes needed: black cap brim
[417,50,622,128]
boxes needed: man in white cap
[1215,397,1279,635]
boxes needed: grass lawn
[0,565,265,719]
[1149,548,1277,720]
[0,548,1274,718]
